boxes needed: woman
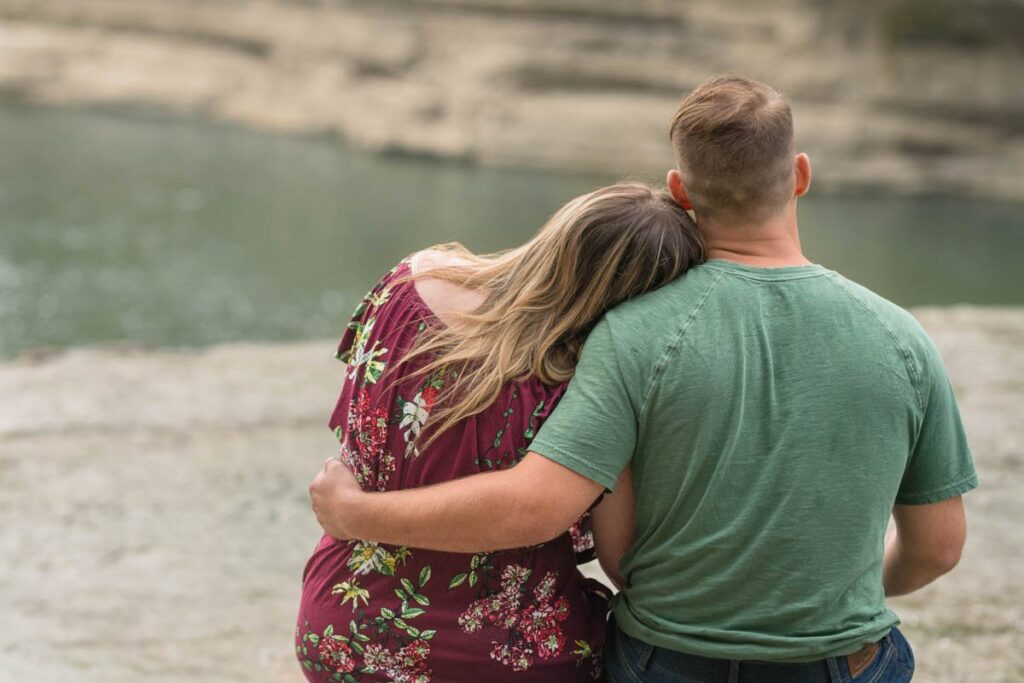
[297,183,703,682]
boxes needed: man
[310,76,976,682]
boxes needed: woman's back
[298,259,608,682]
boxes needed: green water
[1,103,1021,359]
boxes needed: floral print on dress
[568,514,595,556]
[337,388,395,491]
[396,369,445,459]
[299,566,436,682]
[332,579,370,612]
[457,564,570,672]
[346,318,389,385]
[472,389,548,471]
[347,541,412,577]
[338,275,395,386]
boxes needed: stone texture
[0,307,1021,681]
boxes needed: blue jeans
[605,616,915,683]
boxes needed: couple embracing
[299,76,976,683]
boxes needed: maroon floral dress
[297,260,609,683]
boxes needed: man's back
[530,259,977,661]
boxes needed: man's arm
[591,465,635,590]
[310,316,637,553]
[883,496,967,597]
[310,453,605,553]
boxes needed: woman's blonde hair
[402,182,703,449]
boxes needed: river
[1,102,1022,359]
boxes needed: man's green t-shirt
[529,259,977,662]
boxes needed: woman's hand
[309,457,363,540]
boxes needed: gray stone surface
[0,307,1021,681]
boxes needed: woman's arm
[591,465,635,590]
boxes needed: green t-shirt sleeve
[896,340,978,505]
[529,318,636,491]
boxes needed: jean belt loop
[826,655,844,683]
[635,640,655,672]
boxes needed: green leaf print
[364,353,387,384]
[305,557,438,680]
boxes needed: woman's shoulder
[408,249,486,327]
[333,259,421,367]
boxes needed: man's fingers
[309,468,328,499]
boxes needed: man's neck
[699,206,810,268]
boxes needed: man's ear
[794,153,812,198]
[666,169,693,210]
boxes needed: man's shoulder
[826,272,933,348]
[605,263,723,335]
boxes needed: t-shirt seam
[896,472,978,504]
[701,264,829,282]
[601,319,639,418]
[828,275,925,414]
[638,270,727,420]
[529,440,619,491]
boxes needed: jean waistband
[613,622,883,682]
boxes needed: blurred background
[0,1,1021,682]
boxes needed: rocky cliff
[1,0,1022,200]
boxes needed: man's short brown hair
[669,76,795,222]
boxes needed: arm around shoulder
[310,453,605,553]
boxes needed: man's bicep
[892,496,967,562]
[516,452,606,537]
[529,319,638,491]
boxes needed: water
[1,102,1022,358]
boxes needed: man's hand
[309,457,363,540]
